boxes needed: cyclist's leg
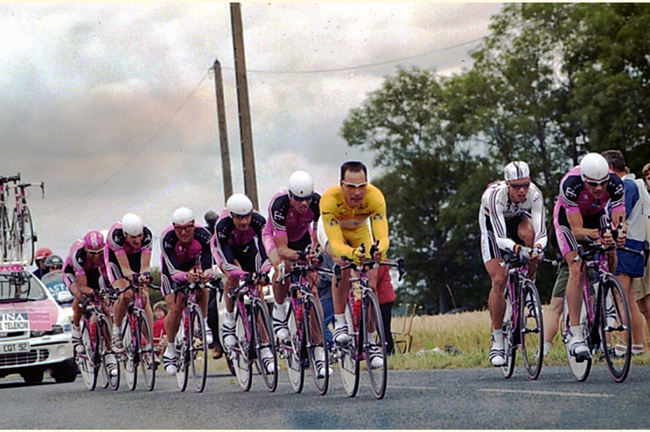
[616,271,646,354]
[268,248,291,341]
[220,269,240,348]
[485,258,507,366]
[161,275,183,374]
[111,278,132,352]
[516,217,539,280]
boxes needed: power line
[42,70,210,216]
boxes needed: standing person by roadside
[204,209,223,359]
[632,162,650,344]
[315,252,336,349]
[602,150,648,354]
[376,261,396,355]
[33,247,52,279]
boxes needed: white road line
[479,388,613,398]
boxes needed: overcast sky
[0,2,503,267]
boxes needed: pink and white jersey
[62,239,108,284]
[105,221,154,257]
[555,165,625,217]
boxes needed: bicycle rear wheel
[175,317,189,391]
[304,296,329,396]
[501,288,515,379]
[599,276,631,383]
[338,302,359,397]
[98,316,120,390]
[136,311,156,391]
[79,320,97,391]
[189,305,208,392]
[0,207,10,261]
[252,298,278,392]
[362,291,387,399]
[520,281,544,380]
[284,301,304,393]
[20,207,35,265]
[233,306,253,391]
[122,316,137,391]
[561,296,591,381]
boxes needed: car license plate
[0,341,30,353]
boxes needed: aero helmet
[504,161,530,182]
[122,213,144,236]
[35,247,53,262]
[172,207,195,225]
[287,171,314,198]
[226,194,253,216]
[83,230,105,251]
[580,153,610,183]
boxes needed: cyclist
[318,160,388,369]
[159,207,214,375]
[33,247,53,279]
[211,193,275,374]
[62,230,117,375]
[262,171,329,377]
[553,152,626,361]
[105,213,155,352]
[479,161,547,367]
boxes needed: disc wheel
[233,306,253,391]
[175,316,189,391]
[252,298,278,392]
[362,291,387,399]
[599,277,631,383]
[562,296,591,381]
[303,296,329,395]
[99,316,120,390]
[520,281,544,380]
[501,288,516,379]
[284,301,304,393]
[136,311,156,391]
[338,302,359,397]
[122,316,137,391]
[189,306,208,392]
[79,320,97,391]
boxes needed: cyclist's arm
[160,232,190,283]
[274,234,299,261]
[491,207,517,253]
[566,210,599,241]
[139,250,152,275]
[319,191,356,259]
[115,251,135,281]
[530,189,547,250]
[71,273,94,297]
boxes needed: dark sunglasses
[86,249,104,255]
[585,179,608,187]
[49,264,63,270]
[507,181,531,190]
[289,192,312,202]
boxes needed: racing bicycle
[8,180,44,265]
[335,243,405,399]
[0,174,20,262]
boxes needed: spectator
[632,162,650,344]
[204,209,223,360]
[153,301,169,360]
[204,210,218,236]
[316,252,335,349]
[33,247,53,279]
[376,261,396,355]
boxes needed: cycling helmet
[122,213,144,236]
[226,193,253,216]
[44,254,64,269]
[35,247,53,262]
[83,230,105,251]
[172,207,195,225]
[504,161,530,182]
[287,170,314,198]
[580,152,610,183]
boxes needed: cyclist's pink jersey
[62,239,108,290]
[261,190,321,253]
[105,222,154,257]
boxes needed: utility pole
[230,2,259,209]
[212,59,233,204]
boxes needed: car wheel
[50,359,78,383]
[21,368,44,384]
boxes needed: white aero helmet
[226,193,253,216]
[288,170,314,198]
[172,207,195,225]
[122,213,144,236]
[504,161,530,182]
[580,152,610,183]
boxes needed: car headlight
[31,325,64,337]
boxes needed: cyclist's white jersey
[479,180,547,258]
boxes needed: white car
[0,263,76,384]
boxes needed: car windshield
[0,271,47,302]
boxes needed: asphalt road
[2,364,650,429]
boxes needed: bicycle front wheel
[599,276,631,383]
[79,320,97,391]
[98,315,120,390]
[304,296,329,396]
[175,317,189,391]
[0,207,10,261]
[501,288,516,379]
[362,290,387,399]
[520,281,544,380]
[252,298,278,392]
[233,306,253,391]
[189,305,208,392]
[284,301,304,393]
[136,311,156,391]
[561,296,591,381]
[122,316,137,391]
[338,302,359,397]
[20,207,35,265]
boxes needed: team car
[0,263,76,384]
